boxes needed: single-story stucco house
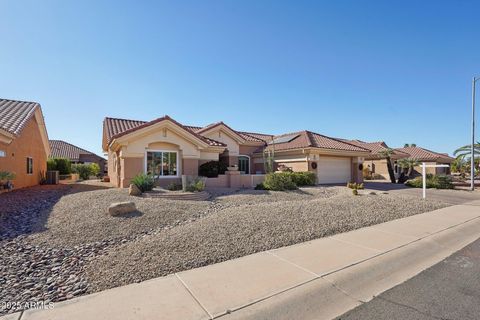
[343,140,409,180]
[102,115,370,188]
[49,140,107,174]
[394,146,454,175]
[0,99,50,189]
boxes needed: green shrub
[0,171,16,180]
[198,161,228,178]
[166,182,182,191]
[405,175,454,189]
[289,172,316,186]
[71,163,101,180]
[255,183,266,190]
[131,173,155,192]
[185,177,206,192]
[352,189,359,196]
[47,159,57,171]
[47,158,71,174]
[433,175,454,189]
[263,172,297,191]
[89,163,101,177]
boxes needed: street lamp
[471,76,479,191]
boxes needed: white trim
[238,154,251,174]
[144,149,180,178]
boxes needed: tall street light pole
[472,77,479,191]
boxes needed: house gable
[112,119,226,159]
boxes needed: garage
[317,156,351,184]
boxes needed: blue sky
[1,0,478,156]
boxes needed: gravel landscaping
[0,183,449,315]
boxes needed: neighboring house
[343,140,409,180]
[49,140,107,174]
[102,115,370,188]
[0,99,50,189]
[394,146,454,176]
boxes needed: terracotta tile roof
[0,99,40,136]
[262,131,370,153]
[103,116,226,147]
[49,140,105,162]
[185,124,269,143]
[394,146,454,162]
[237,131,273,142]
[342,140,409,159]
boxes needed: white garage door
[317,157,351,184]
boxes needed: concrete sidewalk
[7,201,480,320]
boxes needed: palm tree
[378,148,396,183]
[454,142,480,160]
[454,142,480,175]
[397,158,419,177]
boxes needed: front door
[238,156,250,174]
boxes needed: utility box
[46,171,59,185]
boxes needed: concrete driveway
[363,181,480,205]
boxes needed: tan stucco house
[102,116,370,188]
[394,146,454,176]
[344,140,409,180]
[50,140,107,174]
[0,99,50,189]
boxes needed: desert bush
[405,175,454,189]
[289,172,316,186]
[198,161,228,178]
[263,172,297,191]
[166,182,183,191]
[131,173,155,192]
[47,158,71,174]
[255,182,266,190]
[185,177,206,192]
[0,171,16,180]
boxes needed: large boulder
[129,184,142,196]
[108,202,136,216]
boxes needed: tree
[404,143,417,148]
[397,158,419,177]
[379,148,396,183]
[454,142,480,175]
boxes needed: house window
[146,151,177,177]
[27,157,33,174]
[238,156,250,174]
[0,150,5,157]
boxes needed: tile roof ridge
[307,130,371,152]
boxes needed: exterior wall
[120,156,143,188]
[0,116,48,189]
[203,130,240,156]
[413,162,436,176]
[107,150,120,187]
[364,159,390,180]
[183,159,199,176]
[276,161,308,172]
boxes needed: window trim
[0,150,5,157]
[238,155,250,174]
[144,149,179,178]
[26,157,33,175]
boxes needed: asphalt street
[336,237,480,320]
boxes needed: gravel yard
[0,183,448,315]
